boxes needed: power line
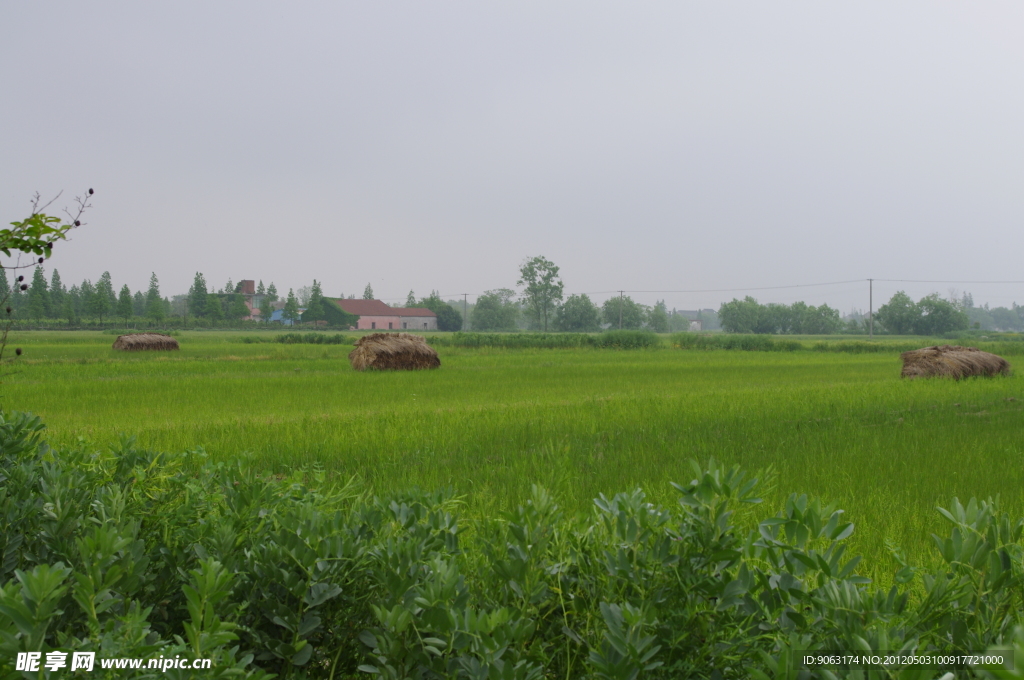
[873,279,1024,284]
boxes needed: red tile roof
[330,299,436,317]
[331,299,394,315]
[392,307,436,317]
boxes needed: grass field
[3,330,1022,585]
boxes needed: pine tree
[83,279,109,323]
[27,266,49,322]
[303,280,325,325]
[132,291,146,317]
[282,289,300,325]
[267,282,278,302]
[224,278,233,295]
[256,280,266,296]
[188,273,208,318]
[117,285,134,326]
[97,272,116,312]
[49,269,65,319]
[363,283,374,300]
[146,273,165,322]
[406,290,416,307]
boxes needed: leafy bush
[2,412,1023,678]
[593,330,660,349]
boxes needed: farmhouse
[329,299,438,331]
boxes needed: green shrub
[2,412,1022,678]
[671,333,800,351]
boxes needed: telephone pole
[462,294,468,331]
[618,290,624,329]
[868,279,874,339]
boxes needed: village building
[330,299,438,331]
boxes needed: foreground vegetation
[2,412,1023,679]
[3,330,1024,676]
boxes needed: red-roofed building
[330,299,437,331]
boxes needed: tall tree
[48,269,65,319]
[471,289,519,331]
[206,292,223,322]
[555,294,601,332]
[26,266,49,322]
[266,282,278,302]
[405,290,416,307]
[256,280,266,296]
[362,283,374,300]
[647,300,669,333]
[282,289,300,325]
[132,291,146,317]
[188,272,209,318]
[145,273,165,322]
[259,295,274,324]
[225,294,250,321]
[518,256,563,332]
[601,295,645,330]
[97,271,116,311]
[83,279,109,323]
[302,280,325,325]
[117,284,134,326]
[875,291,918,335]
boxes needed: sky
[3,3,1023,315]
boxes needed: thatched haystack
[349,333,440,371]
[112,333,180,351]
[900,345,1009,379]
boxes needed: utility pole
[618,290,624,330]
[462,294,467,331]
[869,279,873,339]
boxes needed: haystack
[349,333,440,371]
[112,333,180,351]
[900,345,1009,379]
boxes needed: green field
[4,330,1022,585]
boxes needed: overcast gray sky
[3,3,1023,314]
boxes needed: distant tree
[647,300,669,333]
[914,293,968,335]
[472,289,519,331]
[518,256,563,332]
[875,291,918,335]
[602,295,645,330]
[990,306,1023,332]
[26,266,49,322]
[117,285,133,326]
[48,269,65,319]
[132,291,146,317]
[145,273,165,322]
[224,278,233,295]
[0,270,10,311]
[259,295,275,324]
[302,280,325,325]
[225,294,250,321]
[363,283,374,300]
[188,272,209,318]
[406,290,416,307]
[97,271,116,311]
[206,293,223,322]
[415,291,462,331]
[84,279,110,323]
[66,284,81,320]
[555,294,601,332]
[62,294,76,325]
[256,280,266,296]
[266,282,278,302]
[282,289,300,325]
[296,285,312,307]
[718,297,770,333]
